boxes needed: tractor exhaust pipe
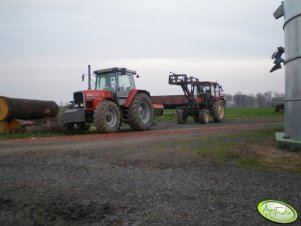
[88,65,91,90]
[82,65,92,90]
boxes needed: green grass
[0,132,66,140]
[155,109,176,122]
[157,107,284,122]
[226,107,284,119]
[236,159,264,169]
[180,128,280,162]
[0,128,100,140]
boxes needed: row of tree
[224,91,284,108]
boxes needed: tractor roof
[94,67,136,75]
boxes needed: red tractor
[168,72,225,124]
[58,67,157,133]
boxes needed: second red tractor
[169,72,225,124]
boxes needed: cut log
[8,118,59,133]
[0,96,59,121]
[0,121,10,133]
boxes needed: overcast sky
[0,0,285,103]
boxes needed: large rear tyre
[94,101,121,133]
[129,93,153,131]
[176,108,188,124]
[212,101,225,122]
[57,105,88,134]
[199,109,210,124]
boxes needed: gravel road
[0,118,300,225]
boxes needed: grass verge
[180,128,301,173]
[0,132,66,140]
[157,107,284,122]
[226,107,284,119]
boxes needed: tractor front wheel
[199,109,210,124]
[129,93,153,131]
[176,108,188,124]
[212,101,225,122]
[94,101,121,133]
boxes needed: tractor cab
[199,81,224,98]
[94,68,137,105]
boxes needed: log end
[8,119,22,133]
[0,97,9,121]
[0,121,10,133]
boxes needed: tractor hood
[82,90,112,100]
[72,90,113,110]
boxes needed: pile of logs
[0,96,59,134]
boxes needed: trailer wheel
[129,93,153,131]
[212,100,225,122]
[199,109,210,124]
[57,105,88,134]
[176,108,188,124]
[94,101,120,133]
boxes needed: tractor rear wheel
[199,109,210,124]
[212,100,225,122]
[94,101,121,133]
[129,93,153,131]
[176,108,188,124]
[57,105,89,134]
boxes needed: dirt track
[0,118,300,225]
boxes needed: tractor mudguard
[125,89,150,108]
[63,108,86,124]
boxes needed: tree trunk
[8,118,59,133]
[0,96,59,121]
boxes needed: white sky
[0,0,285,103]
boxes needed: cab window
[118,74,132,96]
